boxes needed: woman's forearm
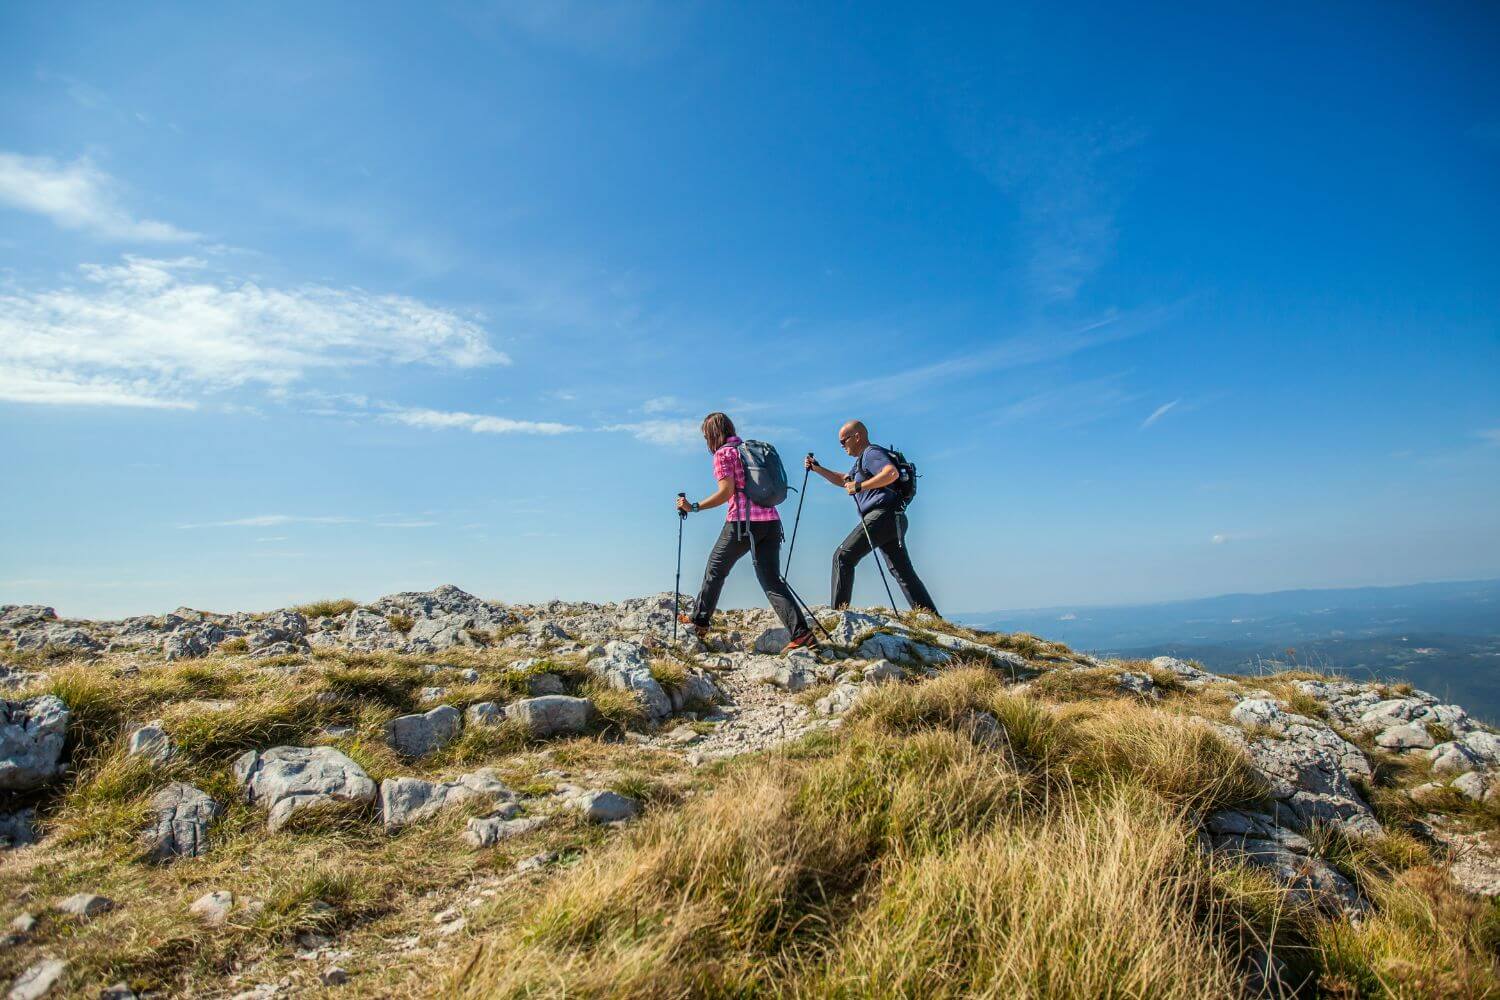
[698,478,735,510]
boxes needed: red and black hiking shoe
[677,613,708,639]
[782,629,818,653]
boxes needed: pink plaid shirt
[714,436,780,522]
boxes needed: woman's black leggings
[690,520,810,636]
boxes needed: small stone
[464,814,546,847]
[566,789,640,823]
[9,913,36,934]
[385,705,463,758]
[55,893,113,919]
[516,851,558,872]
[8,959,67,1000]
[98,983,136,1000]
[420,687,448,702]
[435,916,466,937]
[189,891,234,926]
[1452,770,1492,802]
[665,724,701,745]
[861,659,905,684]
[457,669,480,683]
[1376,723,1436,751]
[126,720,173,762]
[1409,781,1448,807]
[319,967,348,987]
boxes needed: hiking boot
[677,613,708,639]
[782,630,818,653]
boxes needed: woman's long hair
[701,412,736,452]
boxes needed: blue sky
[2,1,1497,619]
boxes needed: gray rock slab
[0,696,69,791]
[380,769,514,830]
[464,813,545,847]
[144,782,220,861]
[233,746,376,832]
[385,705,462,757]
[505,696,595,738]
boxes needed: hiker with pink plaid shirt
[674,412,815,652]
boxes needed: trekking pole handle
[677,491,687,519]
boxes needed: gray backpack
[736,440,791,507]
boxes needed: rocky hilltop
[3,587,1500,997]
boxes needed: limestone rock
[189,890,234,925]
[385,705,462,757]
[1452,770,1494,803]
[1375,723,1436,751]
[816,683,861,716]
[0,695,69,791]
[745,657,815,692]
[1150,655,1214,687]
[127,720,173,762]
[56,893,113,919]
[341,609,405,652]
[8,959,67,1000]
[233,746,376,832]
[566,789,640,823]
[144,782,220,861]
[407,614,479,652]
[752,627,791,654]
[862,659,905,684]
[1205,809,1363,913]
[822,609,889,646]
[1,809,36,849]
[464,701,504,727]
[585,641,671,721]
[505,696,594,738]
[381,769,514,830]
[464,813,546,847]
[1222,700,1378,838]
[1428,741,1485,777]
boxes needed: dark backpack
[852,445,919,509]
[886,446,918,509]
[736,439,791,507]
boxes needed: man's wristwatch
[690,501,700,512]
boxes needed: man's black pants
[691,520,810,636]
[831,507,940,615]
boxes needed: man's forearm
[812,465,846,487]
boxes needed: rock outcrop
[233,746,377,832]
[1,695,70,791]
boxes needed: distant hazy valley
[961,578,1500,724]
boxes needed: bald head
[839,420,869,457]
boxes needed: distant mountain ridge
[959,578,1500,722]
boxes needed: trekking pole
[853,494,899,611]
[673,493,686,643]
[783,453,813,576]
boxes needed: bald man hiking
[804,421,941,616]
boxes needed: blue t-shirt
[851,445,898,515]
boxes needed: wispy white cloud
[993,372,1140,427]
[815,310,1154,405]
[0,256,507,407]
[0,366,196,408]
[950,118,1144,303]
[603,418,702,448]
[385,407,580,435]
[1141,399,1180,429]
[186,515,360,528]
[0,152,198,242]
[641,395,680,414]
[1478,428,1500,446]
